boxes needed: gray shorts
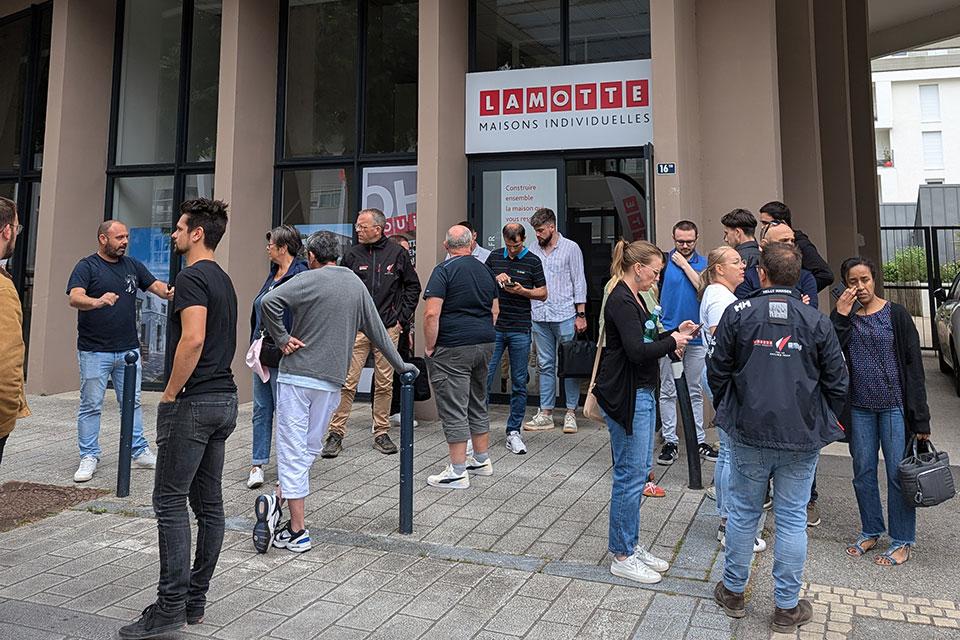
[426,343,494,443]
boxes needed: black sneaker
[373,433,398,455]
[186,605,204,625]
[119,604,186,639]
[699,442,719,461]
[321,433,342,458]
[657,442,678,466]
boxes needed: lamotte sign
[465,60,652,154]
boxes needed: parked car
[934,272,960,397]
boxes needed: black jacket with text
[707,287,848,451]
[341,235,421,330]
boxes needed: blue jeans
[532,318,580,411]
[850,406,915,547]
[486,330,532,432]
[702,369,730,519]
[77,350,148,459]
[251,367,279,466]
[154,392,238,613]
[724,442,819,609]
[602,388,656,556]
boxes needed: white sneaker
[505,432,527,455]
[426,464,470,489]
[524,410,555,431]
[247,467,264,489]
[74,455,98,483]
[706,486,717,500]
[465,456,493,476]
[388,412,418,428]
[562,412,578,434]
[634,545,670,572]
[610,554,662,584]
[273,520,311,553]
[720,533,767,553]
[131,449,157,469]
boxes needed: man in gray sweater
[255,230,418,553]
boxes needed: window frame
[104,0,222,388]
[272,0,419,234]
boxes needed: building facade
[0,0,949,398]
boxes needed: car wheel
[953,346,960,398]
[939,342,953,374]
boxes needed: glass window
[115,0,183,165]
[475,0,562,71]
[280,168,355,243]
[0,14,31,173]
[113,175,175,384]
[284,0,359,158]
[922,131,943,169]
[919,84,940,122]
[364,0,418,153]
[568,0,650,64]
[184,173,215,201]
[30,7,52,170]
[186,1,222,162]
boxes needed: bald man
[734,222,818,306]
[67,220,175,483]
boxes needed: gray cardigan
[260,265,406,387]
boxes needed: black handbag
[408,356,431,401]
[898,435,955,508]
[258,328,282,369]
[558,334,597,379]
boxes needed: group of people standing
[0,188,937,638]
[591,200,933,635]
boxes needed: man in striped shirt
[485,224,547,454]
[526,207,588,434]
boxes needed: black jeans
[153,392,237,613]
[0,434,7,467]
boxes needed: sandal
[875,544,911,566]
[844,535,880,557]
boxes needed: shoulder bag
[898,435,955,508]
[558,333,598,379]
[583,328,606,424]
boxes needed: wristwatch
[576,311,586,318]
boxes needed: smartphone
[502,280,516,288]
[829,283,863,313]
[688,322,705,339]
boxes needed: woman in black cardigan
[831,257,931,567]
[594,239,695,584]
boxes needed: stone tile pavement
[0,354,957,638]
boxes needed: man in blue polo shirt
[485,224,547,455]
[657,220,717,465]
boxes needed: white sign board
[465,60,652,154]
[499,169,557,242]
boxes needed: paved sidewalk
[0,355,956,639]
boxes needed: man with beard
[120,199,238,639]
[67,220,174,483]
[0,197,29,468]
[525,207,587,434]
[656,220,717,465]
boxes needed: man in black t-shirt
[422,225,499,490]
[484,223,546,455]
[120,199,238,640]
[67,220,175,483]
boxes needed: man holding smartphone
[485,224,547,452]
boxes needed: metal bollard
[116,351,139,498]
[670,355,703,490]
[398,371,416,534]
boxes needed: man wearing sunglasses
[758,201,833,292]
[656,220,717,466]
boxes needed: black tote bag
[558,334,597,379]
[898,435,955,508]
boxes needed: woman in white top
[698,247,766,553]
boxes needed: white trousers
[658,344,707,445]
[276,382,341,499]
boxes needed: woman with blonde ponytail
[697,247,765,554]
[594,239,697,585]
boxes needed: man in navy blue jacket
[707,243,847,634]
[735,222,818,306]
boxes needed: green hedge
[882,246,960,284]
